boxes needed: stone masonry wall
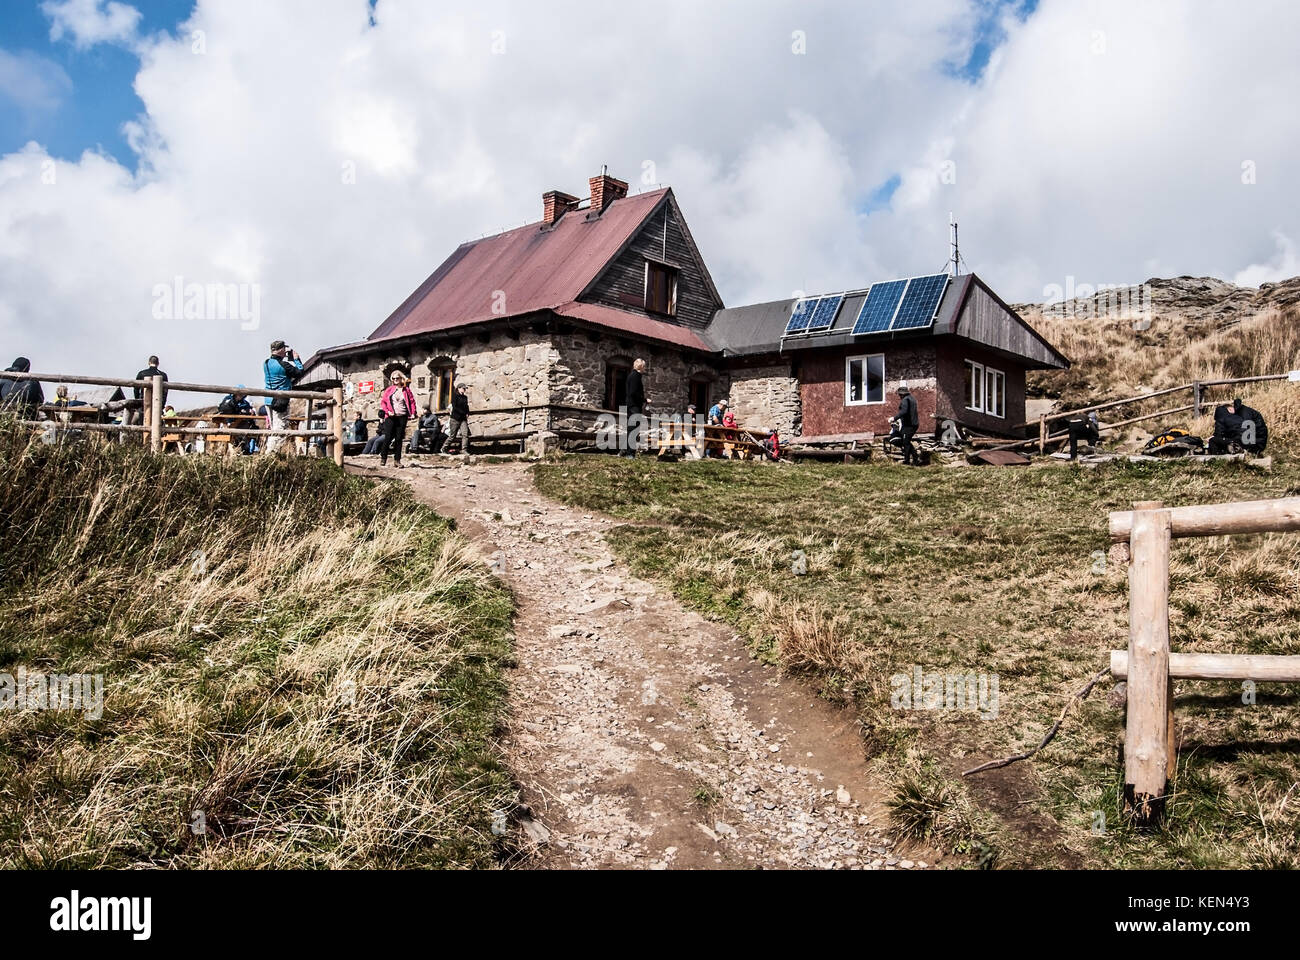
[335,330,551,436]
[547,331,720,432]
[727,362,800,435]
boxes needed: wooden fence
[1107,496,1300,826]
[4,371,345,466]
[983,371,1298,455]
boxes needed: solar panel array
[851,279,908,335]
[784,294,845,335]
[851,274,949,335]
[784,298,817,334]
[782,273,950,337]
[808,294,843,331]
[892,274,949,330]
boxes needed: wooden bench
[784,431,875,461]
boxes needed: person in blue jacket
[263,340,304,453]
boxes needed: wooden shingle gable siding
[953,280,1068,369]
[581,194,723,330]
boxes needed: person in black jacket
[1210,397,1268,455]
[623,358,647,458]
[351,411,368,444]
[446,384,470,453]
[0,357,43,419]
[892,382,919,465]
[129,355,168,425]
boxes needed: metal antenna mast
[949,213,961,277]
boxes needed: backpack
[1143,428,1203,455]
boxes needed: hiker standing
[263,340,304,453]
[351,411,368,444]
[130,355,168,425]
[623,358,647,458]
[378,370,416,468]
[893,382,919,466]
[1067,410,1100,460]
[447,384,470,453]
[0,357,43,419]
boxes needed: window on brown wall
[605,362,631,410]
[644,260,678,316]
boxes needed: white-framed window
[965,360,1005,418]
[985,367,1004,418]
[846,354,885,406]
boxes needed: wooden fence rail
[4,370,345,467]
[1107,496,1300,827]
[1004,370,1299,455]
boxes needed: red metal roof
[552,301,713,352]
[368,188,670,342]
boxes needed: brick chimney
[542,190,579,226]
[588,170,628,215]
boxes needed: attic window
[644,260,678,316]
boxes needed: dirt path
[355,458,942,870]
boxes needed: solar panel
[851,280,907,335]
[784,297,819,335]
[807,294,843,331]
[891,274,949,330]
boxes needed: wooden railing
[1107,497,1300,826]
[4,371,345,466]
[991,371,1298,455]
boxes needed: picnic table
[161,413,308,455]
[655,421,766,460]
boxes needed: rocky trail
[353,458,942,870]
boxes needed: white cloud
[1234,231,1300,288]
[42,0,142,51]
[0,0,1297,392]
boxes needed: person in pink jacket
[378,370,417,467]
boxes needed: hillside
[1015,276,1300,452]
[0,420,516,868]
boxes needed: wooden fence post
[142,382,153,447]
[331,387,345,467]
[1192,381,1202,417]
[150,374,163,454]
[1039,415,1047,455]
[1124,500,1173,827]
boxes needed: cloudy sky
[1,0,1297,386]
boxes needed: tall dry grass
[1029,305,1300,452]
[0,419,516,868]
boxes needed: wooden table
[161,413,306,455]
[656,422,765,460]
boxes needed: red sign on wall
[357,380,375,394]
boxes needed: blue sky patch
[0,0,195,166]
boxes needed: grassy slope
[533,456,1300,868]
[0,421,515,868]
[1025,304,1300,454]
